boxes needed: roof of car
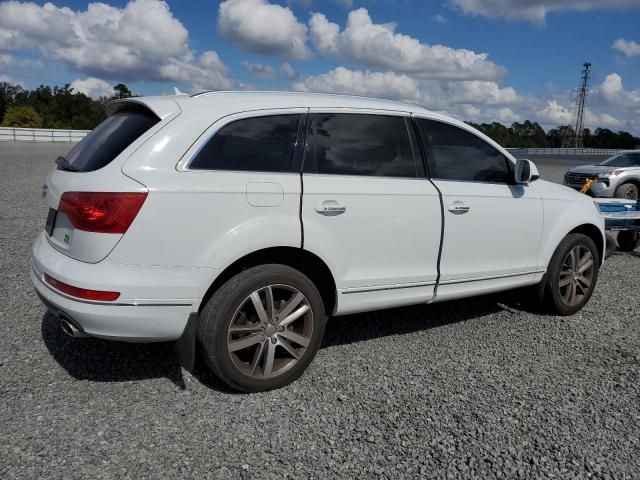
[183,90,428,112]
[108,90,518,160]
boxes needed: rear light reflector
[44,273,120,302]
[58,191,148,234]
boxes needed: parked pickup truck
[564,151,640,199]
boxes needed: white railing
[507,147,629,156]
[0,127,89,142]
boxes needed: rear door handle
[316,201,346,216]
[448,202,470,214]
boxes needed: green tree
[0,82,25,124]
[113,83,133,99]
[0,105,43,128]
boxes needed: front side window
[190,114,300,172]
[304,113,418,178]
[417,119,513,183]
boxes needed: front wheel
[543,233,600,315]
[197,264,327,392]
[614,183,639,200]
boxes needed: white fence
[0,127,89,142]
[507,147,629,156]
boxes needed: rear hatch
[42,101,170,263]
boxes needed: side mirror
[515,158,539,184]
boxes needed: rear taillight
[44,273,120,301]
[58,192,147,234]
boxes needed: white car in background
[32,91,605,392]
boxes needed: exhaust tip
[60,317,87,338]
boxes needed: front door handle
[316,201,346,216]
[448,202,470,215]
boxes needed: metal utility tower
[561,62,591,148]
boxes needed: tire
[197,264,327,392]
[617,230,640,252]
[614,183,639,200]
[543,233,600,316]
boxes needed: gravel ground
[1,143,639,479]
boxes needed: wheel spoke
[228,333,262,352]
[229,325,262,333]
[278,304,310,328]
[263,341,276,377]
[249,340,266,375]
[578,255,593,274]
[278,337,301,359]
[264,286,275,321]
[250,291,269,324]
[576,275,591,289]
[277,292,305,321]
[568,248,578,270]
[559,272,572,287]
[279,329,310,348]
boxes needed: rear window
[62,111,159,172]
[189,114,300,172]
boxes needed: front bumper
[563,180,616,197]
[31,232,212,342]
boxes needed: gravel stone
[1,142,639,479]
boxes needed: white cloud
[308,8,504,81]
[433,14,448,23]
[424,80,519,106]
[613,39,640,57]
[0,53,12,67]
[450,0,640,23]
[218,0,309,59]
[596,73,640,110]
[294,67,422,101]
[281,62,298,79]
[496,107,519,123]
[0,0,233,90]
[242,61,275,79]
[70,77,115,99]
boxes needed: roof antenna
[173,87,187,96]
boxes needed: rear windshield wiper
[55,156,79,172]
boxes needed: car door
[301,111,442,315]
[415,117,544,301]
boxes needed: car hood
[533,179,592,202]
[568,165,617,175]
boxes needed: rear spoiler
[106,97,182,120]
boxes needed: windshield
[600,153,640,168]
[62,111,159,172]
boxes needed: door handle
[448,202,470,215]
[315,202,346,216]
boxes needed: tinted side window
[417,119,512,183]
[64,111,159,172]
[190,115,300,172]
[304,114,417,178]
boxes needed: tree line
[467,120,640,150]
[0,82,132,130]
[1,81,639,149]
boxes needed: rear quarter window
[62,111,159,172]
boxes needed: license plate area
[45,208,57,236]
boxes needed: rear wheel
[543,233,599,315]
[197,264,327,392]
[614,183,639,200]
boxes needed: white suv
[32,92,605,391]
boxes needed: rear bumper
[31,232,213,342]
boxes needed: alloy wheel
[558,245,595,307]
[227,284,314,379]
